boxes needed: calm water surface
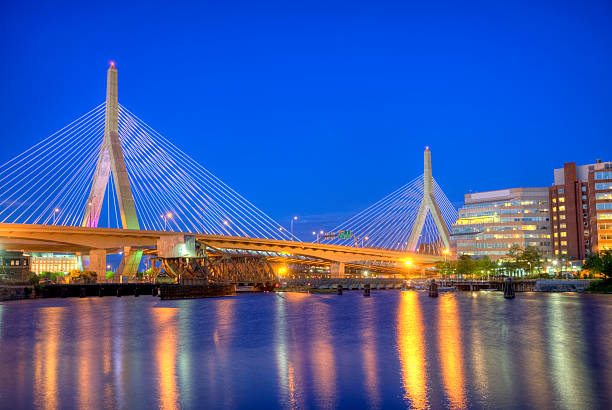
[1,291,612,409]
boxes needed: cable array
[117,105,296,239]
[0,104,105,226]
[323,175,457,252]
[0,103,297,240]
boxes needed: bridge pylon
[82,62,139,230]
[82,63,141,278]
[406,147,451,252]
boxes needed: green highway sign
[337,230,352,239]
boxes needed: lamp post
[527,261,532,276]
[52,208,60,225]
[161,212,173,230]
[443,248,450,278]
[290,216,298,239]
[361,236,369,248]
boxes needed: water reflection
[548,295,594,409]
[438,294,467,409]
[153,307,179,410]
[361,300,380,408]
[397,291,428,409]
[33,307,64,410]
[213,298,236,407]
[2,292,612,409]
[275,294,298,408]
[310,297,336,408]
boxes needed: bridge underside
[0,223,446,281]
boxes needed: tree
[583,251,612,279]
[520,246,542,274]
[475,256,495,278]
[456,255,474,278]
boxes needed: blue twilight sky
[1,0,611,239]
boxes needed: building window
[552,198,557,203]
[559,188,565,194]
[596,203,612,210]
[553,207,557,212]
[561,232,567,237]
[559,206,566,211]
[596,193,612,200]
[560,215,566,220]
[595,171,612,180]
[595,182,612,190]
[554,232,558,238]
[555,250,559,255]
[584,204,588,209]
[561,241,567,246]
[559,197,565,203]
[560,223,566,229]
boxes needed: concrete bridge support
[89,249,107,283]
[330,262,345,278]
[116,246,143,278]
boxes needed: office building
[452,188,551,261]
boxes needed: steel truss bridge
[0,64,457,283]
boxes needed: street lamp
[361,236,369,247]
[161,212,173,230]
[52,208,60,225]
[290,216,298,239]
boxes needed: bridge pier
[89,249,107,283]
[116,246,143,278]
[330,262,345,278]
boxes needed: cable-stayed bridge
[0,64,456,282]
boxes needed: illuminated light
[312,231,316,235]
[443,248,450,255]
[110,61,115,67]
[405,259,413,266]
[223,220,229,226]
[54,208,60,213]
[166,212,173,219]
[320,230,324,234]
[293,216,298,220]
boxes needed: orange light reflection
[154,308,179,410]
[438,294,467,409]
[397,291,428,409]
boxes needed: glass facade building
[451,188,551,261]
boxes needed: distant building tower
[550,160,612,259]
[406,147,451,252]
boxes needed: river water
[1,291,611,409]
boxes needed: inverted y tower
[82,62,139,229]
[406,147,451,252]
